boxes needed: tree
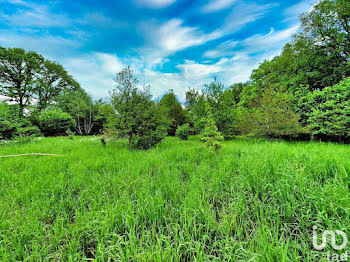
[0,47,81,115]
[0,47,43,115]
[56,88,96,135]
[159,90,187,136]
[301,0,350,63]
[0,103,21,140]
[110,67,169,149]
[201,102,224,153]
[245,88,303,139]
[307,77,350,142]
[185,88,206,134]
[39,108,75,136]
[176,123,190,140]
[36,60,80,111]
[204,80,239,139]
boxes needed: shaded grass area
[0,136,349,261]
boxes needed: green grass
[0,136,349,261]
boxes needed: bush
[0,118,17,140]
[0,103,20,140]
[201,102,224,152]
[17,126,42,137]
[176,124,190,140]
[39,108,76,136]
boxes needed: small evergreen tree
[110,67,169,150]
[201,102,223,152]
[176,123,190,140]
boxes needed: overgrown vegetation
[0,136,349,260]
[0,0,349,260]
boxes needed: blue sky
[0,0,312,101]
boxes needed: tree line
[1,0,349,149]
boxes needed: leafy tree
[307,77,350,142]
[201,102,224,152]
[0,47,43,115]
[0,47,81,115]
[39,108,75,136]
[176,123,190,140]
[92,101,115,134]
[0,103,41,140]
[159,90,187,136]
[36,60,80,111]
[254,89,303,138]
[110,67,169,149]
[185,88,206,134]
[56,88,95,135]
[204,80,239,139]
[301,0,350,63]
[0,103,20,140]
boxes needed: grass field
[0,136,349,261]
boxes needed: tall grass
[0,136,349,261]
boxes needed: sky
[0,0,313,101]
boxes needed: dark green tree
[36,60,80,111]
[159,90,187,136]
[0,47,43,115]
[307,77,350,142]
[204,79,239,139]
[110,67,169,149]
[185,88,206,134]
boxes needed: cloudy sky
[0,0,312,101]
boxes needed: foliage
[17,126,42,138]
[253,89,303,138]
[0,103,40,140]
[159,90,187,136]
[205,80,239,139]
[36,60,80,111]
[110,67,169,149]
[0,47,43,114]
[0,47,79,115]
[201,102,224,152]
[307,77,350,142]
[39,108,76,136]
[186,80,239,139]
[185,88,206,134]
[0,103,19,140]
[56,88,105,135]
[176,123,190,140]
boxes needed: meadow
[0,136,349,261]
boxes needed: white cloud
[63,53,127,98]
[202,0,237,13]
[220,2,278,35]
[94,53,126,74]
[177,59,226,79]
[0,1,71,28]
[140,18,221,67]
[0,30,81,58]
[147,19,220,53]
[135,0,176,8]
[284,0,313,21]
[204,25,299,58]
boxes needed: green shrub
[0,103,20,140]
[176,124,190,140]
[39,108,76,136]
[17,126,42,137]
[201,102,224,152]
